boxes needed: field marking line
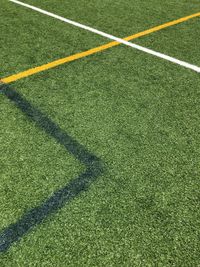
[2,1,200,84]
[9,0,200,72]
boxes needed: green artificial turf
[24,0,200,37]
[1,0,200,266]
[134,17,200,66]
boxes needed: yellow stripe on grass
[1,11,200,84]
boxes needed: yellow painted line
[1,11,200,84]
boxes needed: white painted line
[9,0,200,73]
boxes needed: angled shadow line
[0,85,104,253]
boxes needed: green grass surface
[25,0,200,37]
[1,0,200,266]
[134,17,200,66]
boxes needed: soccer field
[0,0,200,266]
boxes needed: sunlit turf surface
[1,0,200,266]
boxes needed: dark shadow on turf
[0,85,104,253]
